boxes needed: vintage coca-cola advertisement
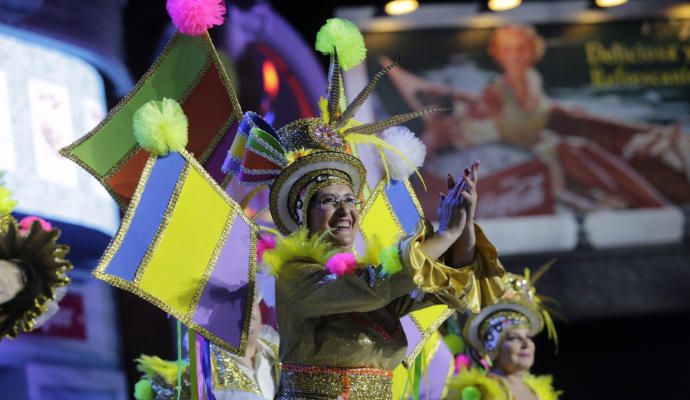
[357,18,690,224]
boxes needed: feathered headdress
[222,18,441,234]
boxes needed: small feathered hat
[464,261,559,360]
[223,18,439,234]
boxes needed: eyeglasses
[314,196,362,210]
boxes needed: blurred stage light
[487,0,522,12]
[594,0,628,7]
[384,0,419,16]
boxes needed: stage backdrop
[347,14,690,253]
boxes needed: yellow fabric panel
[139,167,231,314]
[410,305,449,329]
[359,191,401,248]
[391,363,410,399]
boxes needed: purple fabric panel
[419,339,453,399]
[402,315,423,359]
[192,214,253,349]
[203,121,239,184]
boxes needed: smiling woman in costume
[448,269,562,400]
[223,18,505,400]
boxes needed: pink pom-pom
[455,354,472,373]
[325,252,357,277]
[166,0,226,36]
[256,235,276,263]
[18,216,52,236]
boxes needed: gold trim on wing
[92,149,258,356]
[402,307,454,368]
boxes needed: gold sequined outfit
[275,220,504,399]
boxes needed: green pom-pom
[444,333,466,354]
[380,245,402,275]
[315,18,366,71]
[462,386,482,400]
[133,379,155,400]
[133,98,189,156]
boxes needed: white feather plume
[379,126,427,180]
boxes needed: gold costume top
[274,220,504,399]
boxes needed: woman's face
[493,327,535,374]
[493,32,533,71]
[307,184,360,248]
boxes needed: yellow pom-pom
[315,18,366,71]
[133,98,189,156]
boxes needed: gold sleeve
[398,219,505,313]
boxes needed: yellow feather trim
[285,148,317,164]
[262,228,400,277]
[135,355,188,387]
[319,96,329,122]
[524,374,562,400]
[262,229,336,277]
[448,368,508,400]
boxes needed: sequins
[312,124,344,150]
[277,364,393,400]
[211,346,262,394]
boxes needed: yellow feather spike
[318,96,329,122]
[240,185,265,211]
[258,225,281,237]
[286,148,316,164]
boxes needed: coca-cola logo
[475,159,554,218]
[478,174,547,217]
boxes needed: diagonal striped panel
[103,153,187,280]
[360,178,454,369]
[93,150,257,355]
[358,180,404,249]
[385,179,422,234]
[61,33,242,207]
[138,167,232,314]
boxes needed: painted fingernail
[464,168,470,176]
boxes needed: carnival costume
[134,325,280,400]
[58,2,505,398]
[0,175,72,339]
[448,266,562,400]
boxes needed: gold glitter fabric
[211,345,263,395]
[277,364,394,400]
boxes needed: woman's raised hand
[438,161,480,238]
